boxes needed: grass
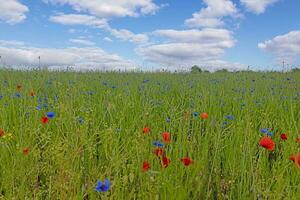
[0,69,300,199]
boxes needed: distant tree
[191,65,202,73]
[215,68,229,73]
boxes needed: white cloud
[0,42,136,70]
[0,0,29,24]
[258,31,300,64]
[44,0,160,18]
[103,37,113,42]
[137,28,244,71]
[49,14,108,28]
[240,0,279,14]
[185,0,239,28]
[69,38,95,46]
[109,28,149,44]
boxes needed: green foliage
[0,69,300,199]
[191,65,202,73]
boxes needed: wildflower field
[0,69,300,200]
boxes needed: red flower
[23,148,30,155]
[200,112,209,119]
[29,91,35,97]
[184,111,190,119]
[297,138,300,143]
[143,127,151,134]
[161,155,170,168]
[16,84,22,90]
[181,157,193,166]
[154,148,164,157]
[280,133,288,140]
[290,154,300,168]
[259,136,275,151]
[41,116,49,124]
[142,161,150,172]
[162,132,171,143]
[0,128,4,137]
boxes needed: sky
[0,0,299,71]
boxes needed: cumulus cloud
[0,0,29,24]
[103,37,113,42]
[258,31,300,63]
[44,0,160,18]
[137,28,245,71]
[69,38,95,46]
[240,0,279,14]
[184,0,239,28]
[108,28,149,44]
[0,41,136,70]
[49,14,108,28]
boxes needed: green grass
[0,69,300,199]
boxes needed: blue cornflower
[15,93,21,98]
[153,141,164,148]
[47,111,55,118]
[193,112,199,117]
[95,179,111,192]
[267,132,274,137]
[226,115,234,120]
[143,79,150,83]
[78,117,84,124]
[0,95,3,100]
[260,128,269,134]
[111,86,117,89]
[37,105,42,110]
[166,117,171,123]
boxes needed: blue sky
[0,0,299,71]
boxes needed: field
[0,69,300,200]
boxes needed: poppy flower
[297,138,300,143]
[290,154,300,167]
[16,84,22,90]
[46,112,55,119]
[162,155,170,168]
[29,91,35,97]
[143,127,151,134]
[23,148,30,155]
[200,112,209,119]
[41,116,49,124]
[280,133,288,140]
[142,161,150,172]
[181,157,193,166]
[0,128,4,137]
[154,148,164,157]
[162,132,171,143]
[95,179,111,192]
[259,136,275,151]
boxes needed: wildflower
[166,117,171,123]
[226,115,234,120]
[184,111,190,119]
[153,141,164,148]
[200,112,209,119]
[41,116,49,124]
[162,155,170,168]
[37,105,42,110]
[143,127,151,134]
[181,157,193,166]
[259,136,275,151]
[0,128,4,137]
[280,133,288,140]
[142,161,150,172]
[162,132,171,143]
[297,138,300,143]
[260,128,269,134]
[23,148,30,155]
[95,179,111,192]
[154,148,164,157]
[46,112,55,119]
[16,84,22,90]
[29,91,35,97]
[290,154,300,168]
[193,112,199,117]
[78,117,84,124]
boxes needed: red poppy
[290,154,300,168]
[154,148,164,157]
[29,91,35,97]
[280,133,288,140]
[41,116,49,124]
[184,111,190,119]
[142,161,150,172]
[181,157,193,166]
[143,127,151,134]
[162,155,170,168]
[162,132,171,143]
[16,84,22,90]
[23,148,30,155]
[297,138,300,143]
[259,136,275,151]
[0,128,4,137]
[200,112,209,119]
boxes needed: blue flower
[37,105,42,110]
[260,128,269,134]
[47,111,55,118]
[15,93,21,98]
[153,141,164,148]
[193,112,199,117]
[166,117,171,123]
[95,179,111,192]
[226,115,234,120]
[267,132,274,137]
[78,117,84,124]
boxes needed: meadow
[0,69,300,200]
